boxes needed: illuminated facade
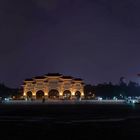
[23,73,84,100]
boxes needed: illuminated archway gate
[23,73,85,100]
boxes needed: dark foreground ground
[0,103,140,140]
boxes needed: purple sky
[1,0,140,87]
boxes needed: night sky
[1,0,140,87]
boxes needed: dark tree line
[84,80,140,99]
[0,83,22,98]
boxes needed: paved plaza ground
[0,102,140,139]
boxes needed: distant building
[22,73,84,100]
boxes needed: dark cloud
[1,0,140,87]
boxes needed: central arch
[48,89,59,99]
[36,90,44,99]
[63,90,71,100]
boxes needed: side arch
[26,91,32,98]
[63,90,71,99]
[75,91,81,99]
[36,90,45,99]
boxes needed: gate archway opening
[63,90,71,100]
[48,89,59,99]
[26,91,32,99]
[75,91,81,99]
[36,90,44,99]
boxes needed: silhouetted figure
[42,97,45,103]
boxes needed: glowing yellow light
[23,92,26,96]
[59,92,63,96]
[45,92,48,96]
[81,92,84,96]
[33,92,36,96]
[72,92,75,96]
